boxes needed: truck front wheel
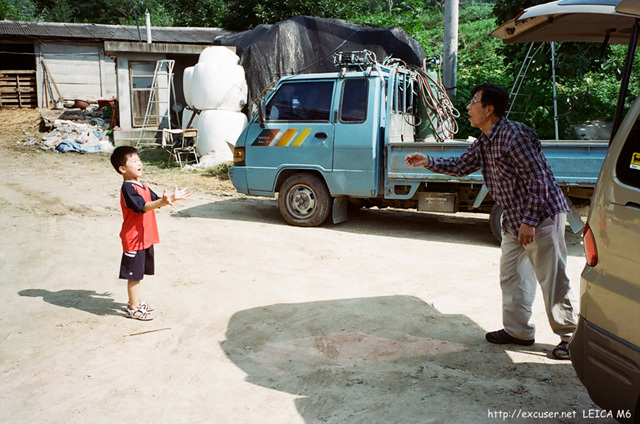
[278,173,331,227]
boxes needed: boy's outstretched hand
[171,185,192,203]
[161,185,192,208]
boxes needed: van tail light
[583,223,598,266]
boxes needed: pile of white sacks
[182,47,248,167]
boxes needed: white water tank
[189,61,247,111]
[198,46,240,65]
[183,66,195,108]
[195,110,248,158]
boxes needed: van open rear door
[490,0,640,141]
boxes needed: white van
[573,95,640,422]
[493,1,640,421]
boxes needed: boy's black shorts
[119,246,155,280]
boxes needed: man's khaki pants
[500,212,578,342]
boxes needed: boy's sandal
[140,301,154,311]
[127,301,154,312]
[126,306,153,321]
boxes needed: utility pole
[443,0,459,99]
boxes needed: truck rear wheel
[278,173,331,227]
[489,203,503,243]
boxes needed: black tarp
[213,16,427,106]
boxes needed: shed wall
[36,41,116,106]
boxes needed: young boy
[110,146,191,321]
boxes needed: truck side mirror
[258,98,266,128]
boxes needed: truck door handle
[315,132,328,140]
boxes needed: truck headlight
[233,147,245,166]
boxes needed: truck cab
[230,52,417,226]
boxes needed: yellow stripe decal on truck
[252,128,312,147]
[275,128,297,146]
[291,128,311,147]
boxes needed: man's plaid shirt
[426,117,569,237]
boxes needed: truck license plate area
[418,193,457,213]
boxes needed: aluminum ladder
[506,42,559,139]
[136,59,175,150]
[506,42,545,119]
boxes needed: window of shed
[130,62,158,127]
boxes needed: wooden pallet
[0,70,37,108]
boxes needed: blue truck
[229,51,608,239]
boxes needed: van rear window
[615,117,640,189]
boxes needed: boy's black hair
[110,145,139,173]
[473,83,509,118]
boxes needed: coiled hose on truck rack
[414,59,459,142]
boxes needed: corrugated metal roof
[0,20,229,44]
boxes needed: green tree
[165,0,228,27]
[39,0,74,22]
[0,0,38,20]
[223,0,365,30]
[22,0,173,25]
[454,3,506,138]
[491,0,622,138]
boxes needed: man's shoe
[485,329,535,346]
[552,341,570,360]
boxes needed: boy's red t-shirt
[119,181,160,251]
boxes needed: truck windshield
[266,81,334,122]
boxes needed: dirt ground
[0,108,616,423]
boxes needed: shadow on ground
[176,196,586,255]
[18,289,126,316]
[221,296,579,423]
[176,197,498,248]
